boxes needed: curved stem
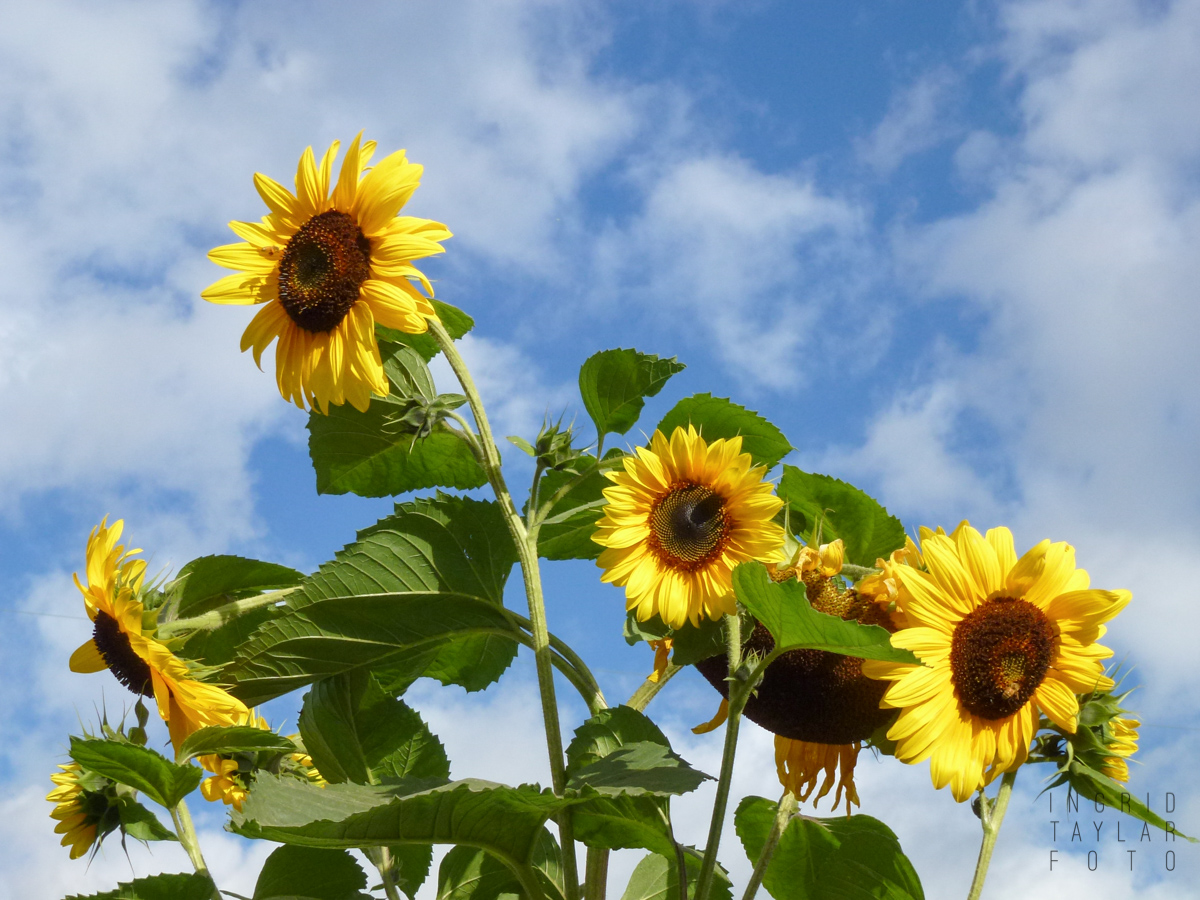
[512,628,607,715]
[430,318,579,900]
[966,771,1016,900]
[741,791,797,900]
[695,614,746,900]
[170,798,222,900]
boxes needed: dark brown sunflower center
[949,597,1056,720]
[647,483,730,571]
[92,611,153,697]
[277,210,371,333]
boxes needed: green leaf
[308,397,486,498]
[735,796,924,900]
[618,850,731,900]
[666,616,729,667]
[1055,761,1196,841]
[534,450,624,561]
[437,833,565,900]
[567,743,710,797]
[377,300,474,362]
[176,726,297,765]
[656,394,792,469]
[777,467,906,567]
[732,563,918,664]
[162,555,304,620]
[228,496,520,705]
[253,845,370,900]
[63,874,215,900]
[234,775,565,874]
[386,844,437,900]
[566,706,671,775]
[70,738,202,808]
[299,670,450,786]
[571,795,675,857]
[380,341,438,397]
[115,797,177,843]
[578,349,686,440]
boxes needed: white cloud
[857,68,960,175]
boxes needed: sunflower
[203,134,451,413]
[46,764,107,859]
[862,521,1130,802]
[594,425,784,628]
[69,518,249,751]
[1100,716,1140,783]
[695,538,898,813]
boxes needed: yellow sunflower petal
[68,640,106,674]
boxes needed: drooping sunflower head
[46,763,112,860]
[70,518,249,752]
[204,133,452,414]
[697,543,898,813]
[863,521,1131,801]
[594,425,784,628]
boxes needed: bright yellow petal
[68,640,106,674]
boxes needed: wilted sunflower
[69,518,249,751]
[696,539,898,813]
[862,522,1130,802]
[203,133,451,413]
[594,425,783,628]
[46,764,106,859]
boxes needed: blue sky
[2,0,1199,897]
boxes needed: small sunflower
[1100,716,1140,783]
[46,764,107,859]
[594,426,784,628]
[69,518,249,751]
[204,133,451,413]
[696,539,898,813]
[862,522,1130,802]
[198,710,271,811]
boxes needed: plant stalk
[966,771,1016,900]
[584,847,609,900]
[626,663,682,712]
[156,588,298,637]
[741,791,797,900]
[694,614,746,900]
[170,798,222,900]
[430,318,580,900]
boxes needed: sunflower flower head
[862,521,1131,802]
[697,541,899,814]
[204,133,452,414]
[198,710,272,811]
[594,425,784,628]
[70,518,250,752]
[1100,716,1140,783]
[46,763,115,860]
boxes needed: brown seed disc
[277,210,371,332]
[949,597,1056,720]
[92,611,153,697]
[647,482,731,573]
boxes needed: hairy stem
[626,663,682,712]
[156,588,298,637]
[584,847,609,900]
[741,791,797,900]
[430,318,579,900]
[170,798,222,900]
[966,771,1017,900]
[695,614,746,900]
[368,848,403,900]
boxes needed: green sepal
[656,394,792,469]
[732,563,917,664]
[776,466,906,567]
[69,738,202,809]
[115,796,177,843]
[578,349,686,441]
[176,726,297,765]
[253,845,372,900]
[376,300,473,362]
[62,873,215,900]
[735,796,924,900]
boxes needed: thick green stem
[741,791,797,900]
[695,614,746,900]
[170,798,222,900]
[584,847,609,900]
[156,588,298,637]
[430,319,580,900]
[966,771,1016,900]
[367,848,403,900]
